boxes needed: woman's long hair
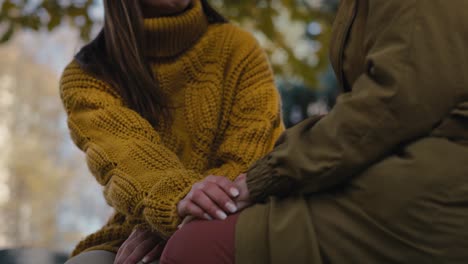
[75,0,227,126]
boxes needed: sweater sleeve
[203,33,284,181]
[246,1,465,201]
[60,61,203,237]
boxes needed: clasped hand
[177,173,250,227]
[115,174,250,264]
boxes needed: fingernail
[216,210,227,220]
[226,202,237,213]
[142,256,150,263]
[230,188,240,197]
[178,224,182,229]
[204,213,213,220]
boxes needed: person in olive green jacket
[160,1,468,263]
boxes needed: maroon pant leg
[160,214,239,264]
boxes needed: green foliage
[0,0,339,86]
[215,0,339,86]
[0,0,94,42]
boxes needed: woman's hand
[177,175,241,221]
[178,174,252,228]
[114,228,163,264]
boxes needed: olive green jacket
[236,0,468,263]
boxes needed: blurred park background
[0,0,339,257]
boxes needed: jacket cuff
[246,155,296,202]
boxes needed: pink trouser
[160,213,239,264]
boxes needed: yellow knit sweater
[60,0,284,256]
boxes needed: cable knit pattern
[60,0,284,256]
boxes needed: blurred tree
[278,80,317,127]
[0,33,113,251]
[0,41,66,249]
[0,0,339,87]
[214,0,340,86]
[0,0,95,42]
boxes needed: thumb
[235,173,247,182]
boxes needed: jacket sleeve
[246,1,466,201]
[203,35,284,181]
[60,61,203,237]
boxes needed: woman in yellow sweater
[61,0,283,263]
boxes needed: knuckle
[177,202,187,214]
[206,175,216,181]
[204,182,216,190]
[216,177,231,188]
[178,199,186,208]
[224,178,236,187]
[192,190,203,199]
[195,182,205,190]
[214,176,225,184]
[217,176,229,183]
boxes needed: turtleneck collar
[143,0,208,58]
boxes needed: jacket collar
[329,0,358,92]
